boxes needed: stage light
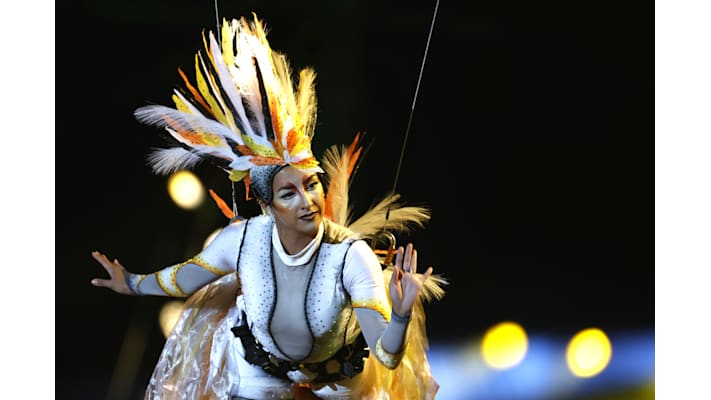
[159,300,185,338]
[566,327,612,377]
[167,170,205,209]
[481,321,529,370]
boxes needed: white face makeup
[268,166,325,242]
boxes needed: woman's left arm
[345,240,433,369]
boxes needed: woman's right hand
[90,250,134,295]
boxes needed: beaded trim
[351,300,390,321]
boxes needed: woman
[91,14,444,399]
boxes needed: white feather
[134,105,242,146]
[232,24,267,137]
[208,31,255,137]
[196,50,237,134]
[172,90,204,117]
[146,147,204,175]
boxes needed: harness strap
[231,322,369,383]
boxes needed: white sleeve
[126,219,246,296]
[343,240,391,320]
[344,240,409,368]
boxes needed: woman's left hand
[389,242,433,318]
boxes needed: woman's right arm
[91,219,246,297]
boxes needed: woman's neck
[272,222,324,265]
[275,230,309,255]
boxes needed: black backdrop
[56,1,652,398]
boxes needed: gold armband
[188,255,231,276]
[374,337,404,369]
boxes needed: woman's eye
[307,181,319,190]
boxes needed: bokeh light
[566,327,613,378]
[481,321,529,370]
[167,170,205,209]
[158,300,185,338]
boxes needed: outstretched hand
[90,251,134,295]
[389,243,433,317]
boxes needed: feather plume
[135,14,323,188]
[322,132,365,225]
[297,69,318,138]
[209,188,235,220]
[347,193,430,239]
[146,147,204,176]
[321,133,430,241]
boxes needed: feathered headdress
[134,14,322,197]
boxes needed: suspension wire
[385,0,440,221]
[214,0,221,43]
[210,1,439,221]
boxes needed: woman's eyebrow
[276,182,297,191]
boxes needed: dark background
[56,0,652,398]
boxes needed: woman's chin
[299,215,322,235]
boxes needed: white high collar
[271,221,324,266]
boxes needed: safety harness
[231,320,369,383]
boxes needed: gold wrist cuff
[374,337,403,369]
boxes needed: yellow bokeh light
[159,300,185,338]
[566,327,613,378]
[481,321,528,370]
[167,170,205,209]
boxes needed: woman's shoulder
[322,218,358,244]
[218,214,269,235]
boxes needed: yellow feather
[194,53,231,127]
[172,94,193,114]
[242,134,280,158]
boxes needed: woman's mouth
[300,211,318,220]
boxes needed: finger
[403,243,412,271]
[394,246,404,270]
[92,251,116,278]
[411,249,418,274]
[92,251,112,267]
[91,278,110,288]
[421,266,433,281]
[390,270,404,300]
[91,250,106,263]
[389,267,402,288]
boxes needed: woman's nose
[298,190,313,208]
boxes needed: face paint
[250,164,288,204]
[268,166,325,242]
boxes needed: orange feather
[208,189,235,220]
[178,68,211,112]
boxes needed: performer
[91,14,445,400]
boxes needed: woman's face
[267,166,325,238]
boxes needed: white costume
[126,14,446,399]
[132,216,429,399]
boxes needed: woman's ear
[257,199,271,216]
